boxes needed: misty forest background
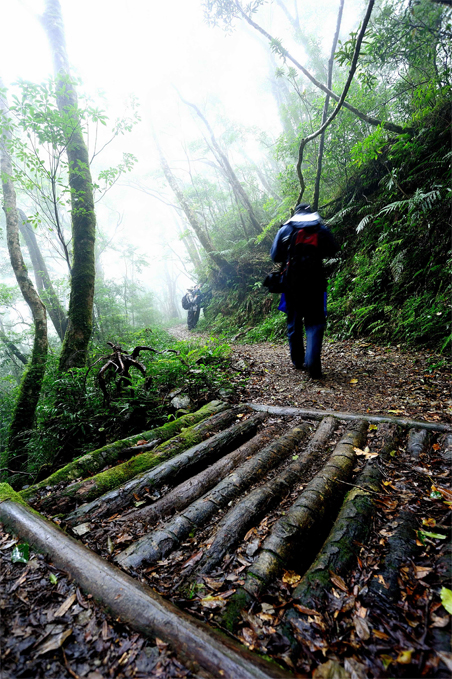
[0,0,450,485]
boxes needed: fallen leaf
[440,587,452,615]
[380,655,393,669]
[282,570,301,586]
[49,573,58,585]
[353,614,370,640]
[414,566,433,579]
[422,518,436,527]
[372,629,390,640]
[293,603,320,617]
[431,614,450,628]
[54,592,76,618]
[350,379,358,384]
[180,550,203,570]
[135,439,148,446]
[11,544,29,564]
[437,651,452,671]
[396,649,413,664]
[313,660,351,678]
[203,577,224,591]
[72,523,91,536]
[35,628,72,656]
[329,571,348,593]
[199,595,227,609]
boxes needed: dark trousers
[286,289,326,378]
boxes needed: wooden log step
[218,421,368,632]
[21,400,228,503]
[365,508,420,604]
[65,411,267,526]
[40,405,247,515]
[198,416,338,575]
[115,423,311,570]
[248,403,452,433]
[407,428,430,459]
[117,424,281,527]
[0,486,291,679]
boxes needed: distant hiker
[181,285,202,330]
[270,203,339,378]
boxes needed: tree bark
[21,400,228,502]
[18,209,68,341]
[199,416,337,574]
[0,82,48,474]
[247,403,452,433]
[312,0,344,211]
[41,0,96,370]
[115,422,310,570]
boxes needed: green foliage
[5,328,235,481]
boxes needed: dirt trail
[170,324,451,424]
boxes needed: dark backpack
[181,293,191,310]
[286,224,323,289]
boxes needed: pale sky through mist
[1,0,362,317]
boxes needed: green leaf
[418,530,446,540]
[49,573,58,585]
[440,587,452,615]
[292,455,299,460]
[11,543,29,563]
[430,490,443,499]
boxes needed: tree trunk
[41,0,96,370]
[18,209,68,341]
[312,0,344,211]
[154,135,234,277]
[0,82,48,475]
[120,424,281,528]
[198,416,337,575]
[0,320,28,365]
[179,95,262,235]
[219,421,368,631]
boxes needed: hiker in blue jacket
[270,203,339,379]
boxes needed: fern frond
[356,214,373,233]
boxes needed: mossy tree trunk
[18,209,68,341]
[0,83,48,474]
[41,0,96,370]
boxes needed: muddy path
[169,324,451,425]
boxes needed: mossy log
[289,458,384,610]
[21,400,228,503]
[115,423,311,570]
[199,416,337,575]
[119,424,280,527]
[0,488,291,679]
[248,404,452,433]
[39,406,244,515]
[366,509,420,604]
[219,421,368,632]
[66,412,267,525]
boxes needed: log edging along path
[65,411,267,526]
[0,486,291,679]
[247,404,452,433]
[21,400,228,503]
